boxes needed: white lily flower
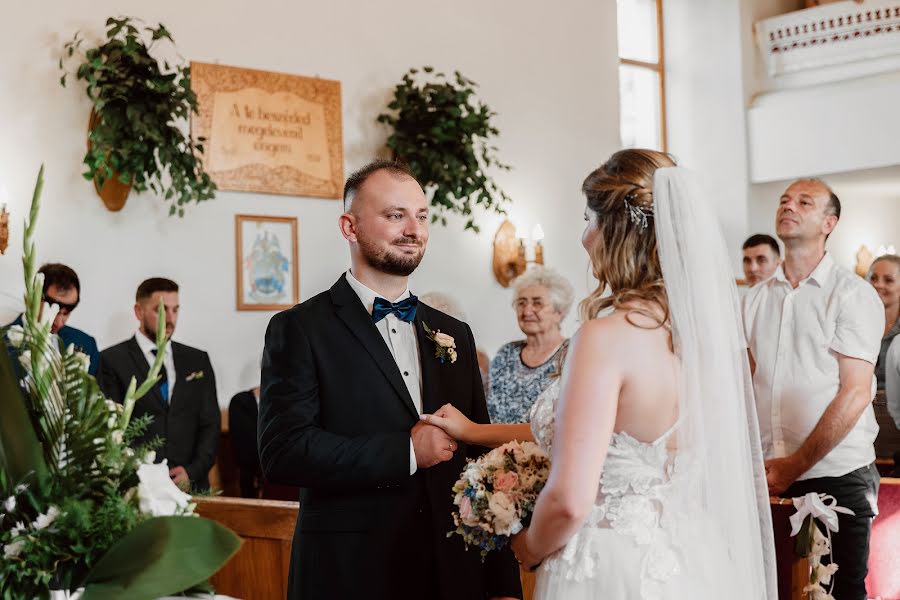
[39,301,60,329]
[136,460,192,517]
[6,325,25,348]
[10,521,26,536]
[33,506,60,530]
[3,495,15,512]
[3,540,25,558]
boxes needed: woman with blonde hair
[869,254,900,389]
[422,149,776,599]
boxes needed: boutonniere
[185,370,205,382]
[423,323,457,364]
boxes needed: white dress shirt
[135,330,176,401]
[887,335,900,429]
[345,270,422,474]
[743,252,884,480]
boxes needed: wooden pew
[194,496,297,600]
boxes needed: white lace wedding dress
[528,379,733,600]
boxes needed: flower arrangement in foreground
[790,492,855,600]
[0,167,240,599]
[449,440,550,558]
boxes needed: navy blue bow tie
[372,294,418,323]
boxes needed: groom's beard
[358,235,425,276]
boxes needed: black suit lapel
[168,342,188,411]
[329,276,419,420]
[414,305,443,415]
[126,336,165,414]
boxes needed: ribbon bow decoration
[789,492,855,536]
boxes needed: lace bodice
[529,378,683,600]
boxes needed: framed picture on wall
[235,214,299,311]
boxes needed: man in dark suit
[259,160,522,600]
[6,263,100,375]
[98,278,219,491]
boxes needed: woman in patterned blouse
[488,266,574,423]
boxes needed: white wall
[749,165,900,271]
[664,0,753,271]
[0,0,620,406]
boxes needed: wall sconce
[856,244,897,277]
[0,204,8,255]
[492,219,544,287]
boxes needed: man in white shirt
[258,160,522,600]
[743,178,884,600]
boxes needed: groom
[258,160,522,600]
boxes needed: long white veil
[654,167,777,599]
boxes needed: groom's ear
[338,212,358,243]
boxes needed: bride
[421,150,777,599]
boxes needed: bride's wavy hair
[580,149,676,326]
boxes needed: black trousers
[782,463,880,600]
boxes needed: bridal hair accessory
[623,193,653,232]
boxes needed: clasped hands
[411,403,472,468]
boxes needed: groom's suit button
[403,371,409,376]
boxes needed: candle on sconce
[532,224,544,265]
[0,202,9,255]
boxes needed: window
[617,0,666,152]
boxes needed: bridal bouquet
[449,440,550,558]
[0,168,240,599]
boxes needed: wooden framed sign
[235,214,299,311]
[192,62,343,198]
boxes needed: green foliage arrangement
[0,167,239,599]
[377,67,511,232]
[59,17,216,217]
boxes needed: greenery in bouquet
[0,167,239,599]
[449,440,549,559]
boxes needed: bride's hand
[510,528,541,571]
[419,403,475,443]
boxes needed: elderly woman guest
[488,266,574,424]
[870,254,900,389]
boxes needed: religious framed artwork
[191,62,343,198]
[235,214,299,311]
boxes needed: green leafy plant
[60,17,216,216]
[377,67,511,232]
[0,167,239,598]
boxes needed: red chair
[867,477,900,600]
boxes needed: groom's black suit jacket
[97,336,220,491]
[259,275,522,600]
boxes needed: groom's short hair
[343,160,415,212]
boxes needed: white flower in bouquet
[3,495,15,512]
[11,521,26,536]
[136,460,193,517]
[3,540,25,559]
[488,491,521,536]
[6,325,24,348]
[38,301,60,330]
[33,506,61,530]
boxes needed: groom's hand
[411,421,456,468]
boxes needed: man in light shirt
[743,178,883,600]
[258,160,521,600]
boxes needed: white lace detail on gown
[529,379,682,600]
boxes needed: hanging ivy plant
[377,67,511,233]
[60,17,216,216]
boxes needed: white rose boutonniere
[423,323,457,364]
